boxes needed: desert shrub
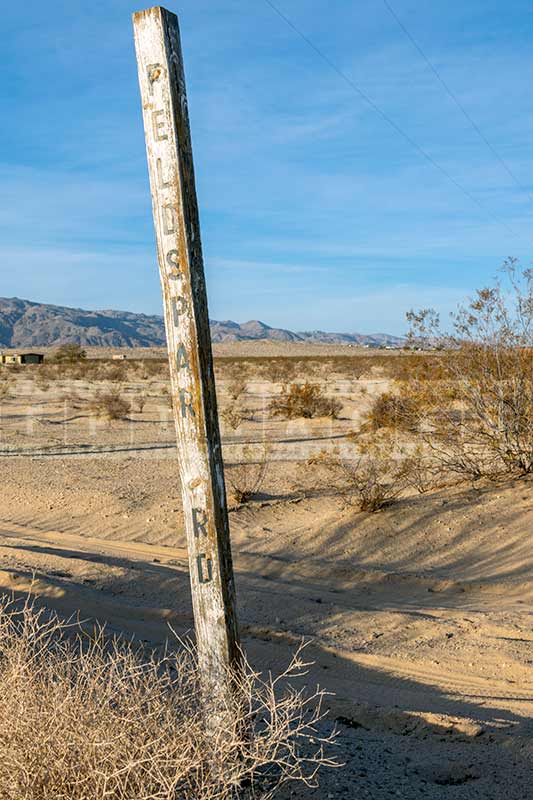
[313,434,412,512]
[34,374,51,392]
[133,393,147,413]
[101,363,128,382]
[391,354,449,382]
[343,435,411,511]
[352,362,370,380]
[89,391,131,421]
[0,376,13,400]
[264,360,300,384]
[140,359,168,379]
[399,444,437,494]
[2,362,22,375]
[227,379,247,401]
[54,344,87,363]
[220,402,254,431]
[160,385,173,409]
[226,444,270,505]
[38,363,65,382]
[407,259,533,479]
[68,364,90,381]
[214,355,449,385]
[269,382,342,420]
[0,596,336,800]
[61,391,86,410]
[221,405,246,431]
[363,391,418,432]
[220,361,252,382]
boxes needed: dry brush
[0,595,337,800]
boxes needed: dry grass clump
[0,596,336,800]
[89,390,131,421]
[226,444,270,506]
[270,382,342,420]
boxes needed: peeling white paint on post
[133,6,241,706]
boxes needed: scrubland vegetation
[2,261,532,512]
[310,261,533,510]
[88,390,132,421]
[0,596,335,800]
[1,262,533,798]
[269,382,343,420]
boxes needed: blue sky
[1,0,533,334]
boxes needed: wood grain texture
[133,6,241,703]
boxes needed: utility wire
[382,0,533,204]
[262,0,523,240]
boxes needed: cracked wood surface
[133,5,241,700]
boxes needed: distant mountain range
[0,298,404,348]
[211,319,403,347]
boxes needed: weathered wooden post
[133,6,241,710]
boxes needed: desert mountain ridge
[0,297,404,348]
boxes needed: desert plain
[0,343,531,798]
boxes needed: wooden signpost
[133,6,241,709]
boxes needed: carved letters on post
[134,8,240,703]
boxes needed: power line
[382,0,533,204]
[262,0,523,241]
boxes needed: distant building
[112,354,128,360]
[0,352,44,365]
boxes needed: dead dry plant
[0,376,13,401]
[312,433,413,512]
[89,390,131,421]
[269,382,342,420]
[363,391,418,433]
[343,435,411,511]
[220,403,249,432]
[133,393,147,414]
[53,343,87,363]
[0,595,337,800]
[399,444,438,494]
[227,379,247,401]
[407,258,533,479]
[61,390,86,410]
[226,444,270,505]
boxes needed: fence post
[133,5,241,712]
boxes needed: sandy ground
[0,360,531,798]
